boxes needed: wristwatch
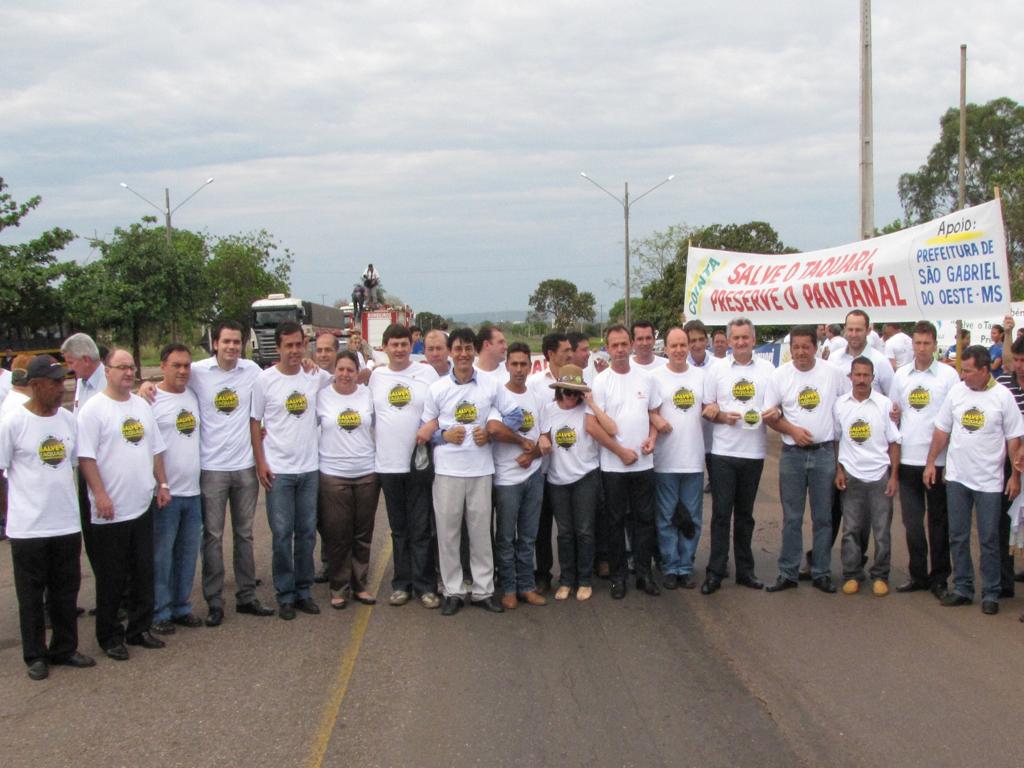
[159,483,170,490]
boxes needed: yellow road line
[304,535,393,768]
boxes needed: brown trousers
[318,472,380,594]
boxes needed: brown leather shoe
[500,593,518,610]
[518,590,547,606]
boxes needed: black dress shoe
[27,660,49,680]
[679,574,697,589]
[314,566,329,584]
[296,598,320,615]
[736,575,765,590]
[940,592,972,607]
[1000,588,1015,599]
[930,582,947,600]
[1015,570,1024,583]
[127,631,166,649]
[610,581,627,600]
[236,599,275,617]
[896,580,929,593]
[700,577,721,595]
[663,574,679,590]
[104,644,130,661]
[471,597,505,613]
[766,576,798,593]
[981,600,999,615]
[812,575,837,594]
[636,576,661,596]
[279,603,297,620]
[151,620,176,635]
[441,596,464,616]
[172,613,203,628]
[50,652,96,668]
[206,607,224,627]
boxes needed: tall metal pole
[958,44,968,210]
[164,187,173,251]
[859,0,874,239]
[624,182,631,328]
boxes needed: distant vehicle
[0,321,72,367]
[249,294,348,367]
[354,306,415,348]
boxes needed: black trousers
[77,468,99,570]
[1000,457,1016,594]
[707,455,763,581]
[534,481,555,583]
[602,469,656,581]
[11,533,82,665]
[90,508,154,649]
[898,464,951,586]
[379,469,436,596]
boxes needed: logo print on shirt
[38,436,67,468]
[388,384,411,408]
[673,387,695,411]
[518,409,535,434]
[176,409,197,436]
[555,425,577,449]
[732,379,755,402]
[743,409,761,426]
[285,391,308,417]
[214,388,239,414]
[337,409,361,431]
[908,386,931,411]
[960,407,984,432]
[454,400,478,424]
[848,419,870,444]
[122,417,145,445]
[798,387,820,411]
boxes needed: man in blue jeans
[926,345,1023,615]
[150,343,204,635]
[763,325,844,594]
[251,322,331,620]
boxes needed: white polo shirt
[590,365,660,473]
[369,362,439,473]
[834,390,901,482]
[830,345,894,396]
[889,360,960,466]
[651,365,706,474]
[77,392,166,524]
[934,378,1024,493]
[0,405,79,538]
[489,386,543,486]
[189,357,261,472]
[704,356,776,460]
[541,401,599,486]
[151,388,201,496]
[765,360,844,446]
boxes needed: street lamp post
[120,177,215,251]
[580,172,674,328]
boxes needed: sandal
[330,596,347,610]
[354,593,377,605]
[576,586,593,602]
[554,586,572,601]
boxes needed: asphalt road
[2,434,1023,768]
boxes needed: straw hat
[548,364,591,392]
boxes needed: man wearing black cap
[0,356,95,680]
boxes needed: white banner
[684,200,1010,324]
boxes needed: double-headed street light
[120,177,215,250]
[580,172,675,328]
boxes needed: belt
[784,441,828,451]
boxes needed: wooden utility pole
[859,0,874,240]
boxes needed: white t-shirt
[474,362,510,387]
[317,385,376,477]
[884,332,914,369]
[687,353,718,454]
[868,329,885,354]
[826,336,848,359]
[73,365,107,413]
[889,361,960,466]
[829,344,894,396]
[250,366,323,475]
[765,360,845,445]
[704,356,776,460]
[0,390,30,422]
[189,357,261,472]
[369,363,439,473]
[834,391,901,482]
[151,388,201,496]
[423,371,516,478]
[77,392,166,524]
[590,366,660,473]
[541,401,599,486]
[0,405,79,538]
[651,365,706,473]
[489,387,543,486]
[0,368,11,409]
[935,379,1024,493]
[631,355,667,372]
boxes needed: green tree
[0,178,76,337]
[203,230,291,336]
[528,279,596,329]
[414,311,450,330]
[898,97,1024,296]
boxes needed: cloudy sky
[2,1,1022,318]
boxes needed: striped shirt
[996,373,1024,415]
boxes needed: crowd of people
[1,309,1023,683]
